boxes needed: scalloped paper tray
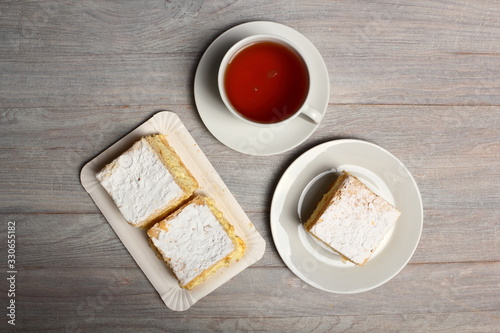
[80,111,266,311]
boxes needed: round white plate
[270,139,423,293]
[194,21,330,156]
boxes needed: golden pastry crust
[141,134,199,228]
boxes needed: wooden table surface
[1,0,499,332]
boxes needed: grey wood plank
[13,312,500,332]
[8,263,500,330]
[0,1,499,107]
[1,105,498,214]
[56,312,500,333]
[160,312,500,333]
[1,0,498,56]
[1,51,498,108]
[0,209,498,270]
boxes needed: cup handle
[300,103,323,124]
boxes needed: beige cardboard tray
[80,111,266,311]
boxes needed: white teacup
[218,34,323,126]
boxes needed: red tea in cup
[223,40,310,124]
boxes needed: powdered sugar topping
[151,203,235,286]
[96,138,184,225]
[309,175,400,265]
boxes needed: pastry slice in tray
[96,134,198,229]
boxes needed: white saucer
[194,21,330,156]
[270,139,423,293]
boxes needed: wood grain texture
[0,1,499,107]
[0,210,498,270]
[0,105,498,214]
[1,50,498,108]
[0,0,499,331]
[2,265,499,331]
